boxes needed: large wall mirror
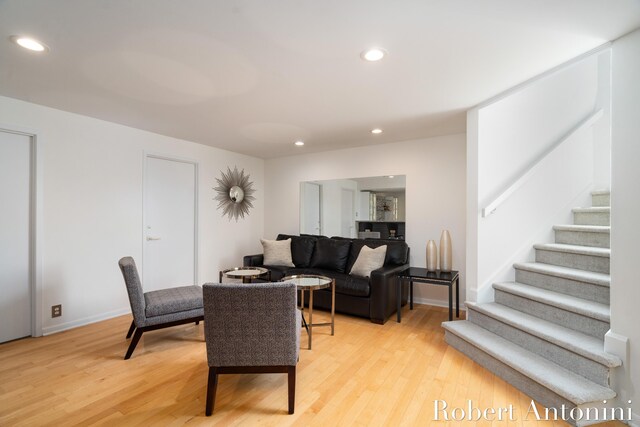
[300,175,406,240]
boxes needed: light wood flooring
[0,304,626,426]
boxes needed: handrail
[482,108,604,218]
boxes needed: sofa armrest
[243,254,264,267]
[369,263,410,324]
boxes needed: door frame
[300,181,322,235]
[340,187,355,238]
[0,124,44,337]
[142,152,199,288]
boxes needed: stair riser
[535,249,610,274]
[591,194,610,207]
[514,269,609,304]
[573,212,610,226]
[445,331,580,425]
[467,308,610,386]
[494,290,609,339]
[555,230,610,249]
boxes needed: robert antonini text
[433,399,633,422]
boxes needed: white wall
[265,134,466,308]
[0,95,264,335]
[467,50,610,302]
[609,28,640,425]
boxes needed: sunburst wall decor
[214,166,256,221]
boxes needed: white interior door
[144,156,197,291]
[302,182,321,235]
[0,130,32,343]
[341,188,355,238]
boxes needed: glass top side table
[219,266,270,283]
[281,274,335,350]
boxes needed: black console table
[396,268,459,322]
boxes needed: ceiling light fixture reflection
[294,141,305,146]
[371,128,383,134]
[10,35,49,52]
[387,175,395,179]
[361,48,386,62]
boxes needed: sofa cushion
[262,265,291,281]
[286,268,370,297]
[277,234,316,268]
[350,245,387,277]
[309,238,351,273]
[261,238,295,267]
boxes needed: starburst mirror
[214,166,256,221]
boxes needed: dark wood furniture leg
[448,281,453,321]
[456,276,460,318]
[206,367,218,416]
[205,365,296,415]
[396,277,402,323]
[124,315,204,360]
[126,320,136,339]
[288,366,296,414]
[410,279,414,310]
[125,329,143,360]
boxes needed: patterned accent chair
[118,257,204,360]
[202,282,301,415]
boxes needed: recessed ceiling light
[294,141,304,146]
[371,128,383,134]
[361,48,386,62]
[10,35,49,52]
[387,175,395,179]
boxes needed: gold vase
[426,240,437,271]
[439,230,452,272]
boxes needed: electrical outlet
[52,304,62,318]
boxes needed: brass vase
[439,230,452,272]
[426,240,437,272]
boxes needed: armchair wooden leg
[195,320,200,325]
[287,366,296,414]
[124,329,143,360]
[126,320,136,339]
[206,367,218,416]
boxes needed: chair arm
[243,254,264,267]
[369,263,410,324]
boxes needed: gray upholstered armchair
[118,257,204,360]
[203,282,301,415]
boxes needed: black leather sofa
[243,234,410,324]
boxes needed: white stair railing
[482,108,604,218]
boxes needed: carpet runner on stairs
[443,190,620,426]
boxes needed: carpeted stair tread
[591,190,610,196]
[493,282,610,322]
[553,224,610,233]
[466,302,621,367]
[443,321,616,404]
[513,262,610,287]
[572,207,610,213]
[533,243,610,258]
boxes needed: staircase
[443,191,620,425]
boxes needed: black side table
[396,268,459,322]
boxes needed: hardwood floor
[0,305,626,426]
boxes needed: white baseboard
[42,307,131,335]
[412,296,467,311]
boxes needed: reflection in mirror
[229,185,245,203]
[299,175,406,240]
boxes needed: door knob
[146,236,161,241]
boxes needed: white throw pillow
[349,245,387,277]
[261,238,295,267]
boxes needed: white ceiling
[1,1,639,159]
